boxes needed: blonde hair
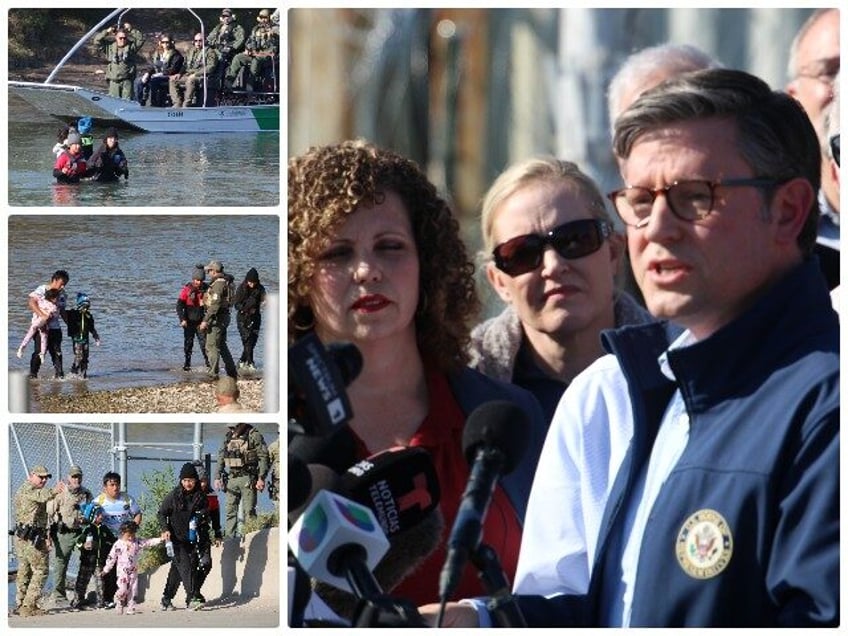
[479,156,613,259]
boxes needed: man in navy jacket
[426,68,839,627]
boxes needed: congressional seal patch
[675,508,733,579]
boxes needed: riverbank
[32,376,265,413]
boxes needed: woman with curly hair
[288,139,547,607]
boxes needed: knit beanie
[67,132,82,146]
[179,462,199,480]
[245,267,259,283]
[192,265,206,281]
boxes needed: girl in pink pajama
[101,521,163,614]
[16,289,59,360]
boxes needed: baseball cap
[69,465,83,477]
[31,465,52,478]
[205,260,223,273]
[221,8,233,17]
[217,375,239,396]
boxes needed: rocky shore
[34,377,265,413]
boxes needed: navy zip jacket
[516,259,839,627]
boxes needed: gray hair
[607,43,721,136]
[787,8,839,80]
[613,68,821,256]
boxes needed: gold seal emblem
[675,508,733,579]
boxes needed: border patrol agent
[214,424,269,537]
[14,465,66,617]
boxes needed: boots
[183,355,192,371]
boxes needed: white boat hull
[9,81,279,133]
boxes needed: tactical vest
[222,431,259,472]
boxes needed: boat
[8,8,279,133]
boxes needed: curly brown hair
[288,139,480,372]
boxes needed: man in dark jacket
[157,462,209,611]
[428,68,839,628]
[233,267,266,371]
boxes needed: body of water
[8,215,279,396]
[7,111,280,207]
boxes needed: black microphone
[313,446,444,620]
[288,423,358,474]
[288,332,363,436]
[287,452,312,515]
[438,401,530,604]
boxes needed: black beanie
[245,267,259,283]
[179,462,199,480]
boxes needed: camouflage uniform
[13,470,63,615]
[226,21,279,91]
[202,263,238,379]
[206,20,246,67]
[93,27,145,99]
[215,425,269,537]
[172,44,221,108]
[48,471,93,602]
[267,439,280,508]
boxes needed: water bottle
[84,533,93,550]
[165,540,175,558]
[188,516,197,543]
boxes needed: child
[52,124,73,156]
[71,503,115,610]
[66,292,101,378]
[53,131,89,184]
[16,288,60,360]
[101,520,162,615]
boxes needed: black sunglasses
[493,218,613,277]
[831,134,840,167]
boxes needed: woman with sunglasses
[288,139,547,611]
[470,157,653,423]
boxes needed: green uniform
[93,27,144,99]
[267,439,280,507]
[226,24,279,91]
[206,22,246,59]
[173,45,221,107]
[48,485,93,600]
[14,480,61,612]
[203,274,237,378]
[215,425,269,537]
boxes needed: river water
[6,93,280,207]
[7,214,280,395]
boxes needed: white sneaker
[16,347,23,359]
[39,353,45,362]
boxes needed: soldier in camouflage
[93,23,145,100]
[199,260,238,380]
[225,9,279,92]
[267,438,279,510]
[13,465,66,617]
[214,424,269,537]
[48,465,93,605]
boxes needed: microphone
[288,489,390,598]
[438,400,530,603]
[313,447,445,618]
[288,332,363,436]
[287,452,312,515]
[288,423,358,474]
[288,463,341,525]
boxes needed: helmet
[78,116,93,134]
[76,292,91,309]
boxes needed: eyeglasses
[116,36,126,40]
[830,134,840,167]
[161,40,171,44]
[795,59,840,87]
[194,38,204,42]
[607,178,784,227]
[492,218,612,277]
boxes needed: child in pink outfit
[16,289,60,360]
[101,520,163,615]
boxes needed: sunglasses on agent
[493,218,613,277]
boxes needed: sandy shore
[34,377,266,413]
[8,528,280,628]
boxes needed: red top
[351,368,523,606]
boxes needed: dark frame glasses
[493,218,613,277]
[830,134,840,167]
